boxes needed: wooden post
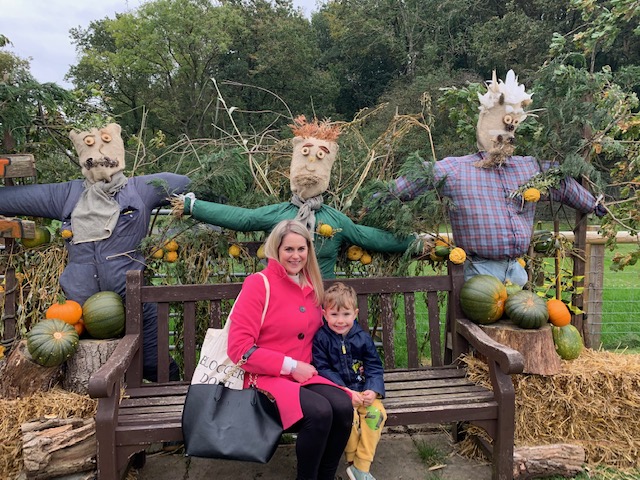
[0,154,36,178]
[572,208,588,334]
[2,264,18,342]
[584,243,605,348]
[1,216,35,343]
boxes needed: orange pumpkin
[547,299,571,327]
[46,297,83,326]
[74,319,85,336]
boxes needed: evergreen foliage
[1,0,639,269]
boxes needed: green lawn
[599,244,640,350]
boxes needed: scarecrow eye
[513,118,520,126]
[101,133,112,143]
[301,146,310,156]
[503,114,514,125]
[316,150,326,159]
[84,137,95,146]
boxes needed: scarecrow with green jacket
[174,116,418,278]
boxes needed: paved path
[134,430,492,480]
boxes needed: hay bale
[461,349,640,470]
[0,388,96,479]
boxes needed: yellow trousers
[344,398,387,472]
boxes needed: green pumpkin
[459,275,508,325]
[20,226,51,248]
[27,319,79,367]
[434,246,451,258]
[504,290,549,329]
[504,281,522,296]
[82,291,125,339]
[532,230,554,254]
[552,324,584,360]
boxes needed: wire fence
[584,242,640,350]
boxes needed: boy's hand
[291,361,317,383]
[361,390,377,406]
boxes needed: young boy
[312,282,386,480]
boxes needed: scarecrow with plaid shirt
[384,70,606,286]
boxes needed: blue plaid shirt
[391,152,597,259]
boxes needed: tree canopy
[1,0,639,266]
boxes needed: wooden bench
[89,263,524,480]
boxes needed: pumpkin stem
[56,292,68,305]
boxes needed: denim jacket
[312,321,385,397]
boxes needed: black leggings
[292,384,353,480]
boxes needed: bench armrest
[456,317,525,375]
[88,334,140,398]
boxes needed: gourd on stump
[479,289,560,375]
[459,275,507,324]
[82,291,125,339]
[504,291,549,329]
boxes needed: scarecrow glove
[180,192,196,214]
[416,232,436,255]
[593,194,607,218]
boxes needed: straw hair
[263,219,324,304]
[289,115,341,141]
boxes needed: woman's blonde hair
[263,219,324,304]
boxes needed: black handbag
[181,346,283,463]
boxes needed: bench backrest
[124,263,466,387]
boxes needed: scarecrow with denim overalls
[0,123,190,380]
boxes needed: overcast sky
[1,0,319,88]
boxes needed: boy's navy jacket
[312,321,385,397]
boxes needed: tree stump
[513,443,585,479]
[0,340,63,399]
[479,320,562,375]
[21,417,96,479]
[63,339,119,394]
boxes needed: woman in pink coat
[228,219,353,480]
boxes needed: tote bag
[182,353,283,462]
[190,272,270,389]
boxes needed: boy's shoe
[346,465,376,480]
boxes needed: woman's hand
[291,361,317,383]
[350,389,364,407]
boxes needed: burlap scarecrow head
[289,116,341,200]
[69,123,125,183]
[476,70,532,167]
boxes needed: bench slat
[384,367,466,381]
[121,394,187,408]
[119,407,185,420]
[386,385,490,399]
[385,390,495,407]
[386,402,499,426]
[116,424,183,445]
[385,375,469,387]
[124,384,189,398]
